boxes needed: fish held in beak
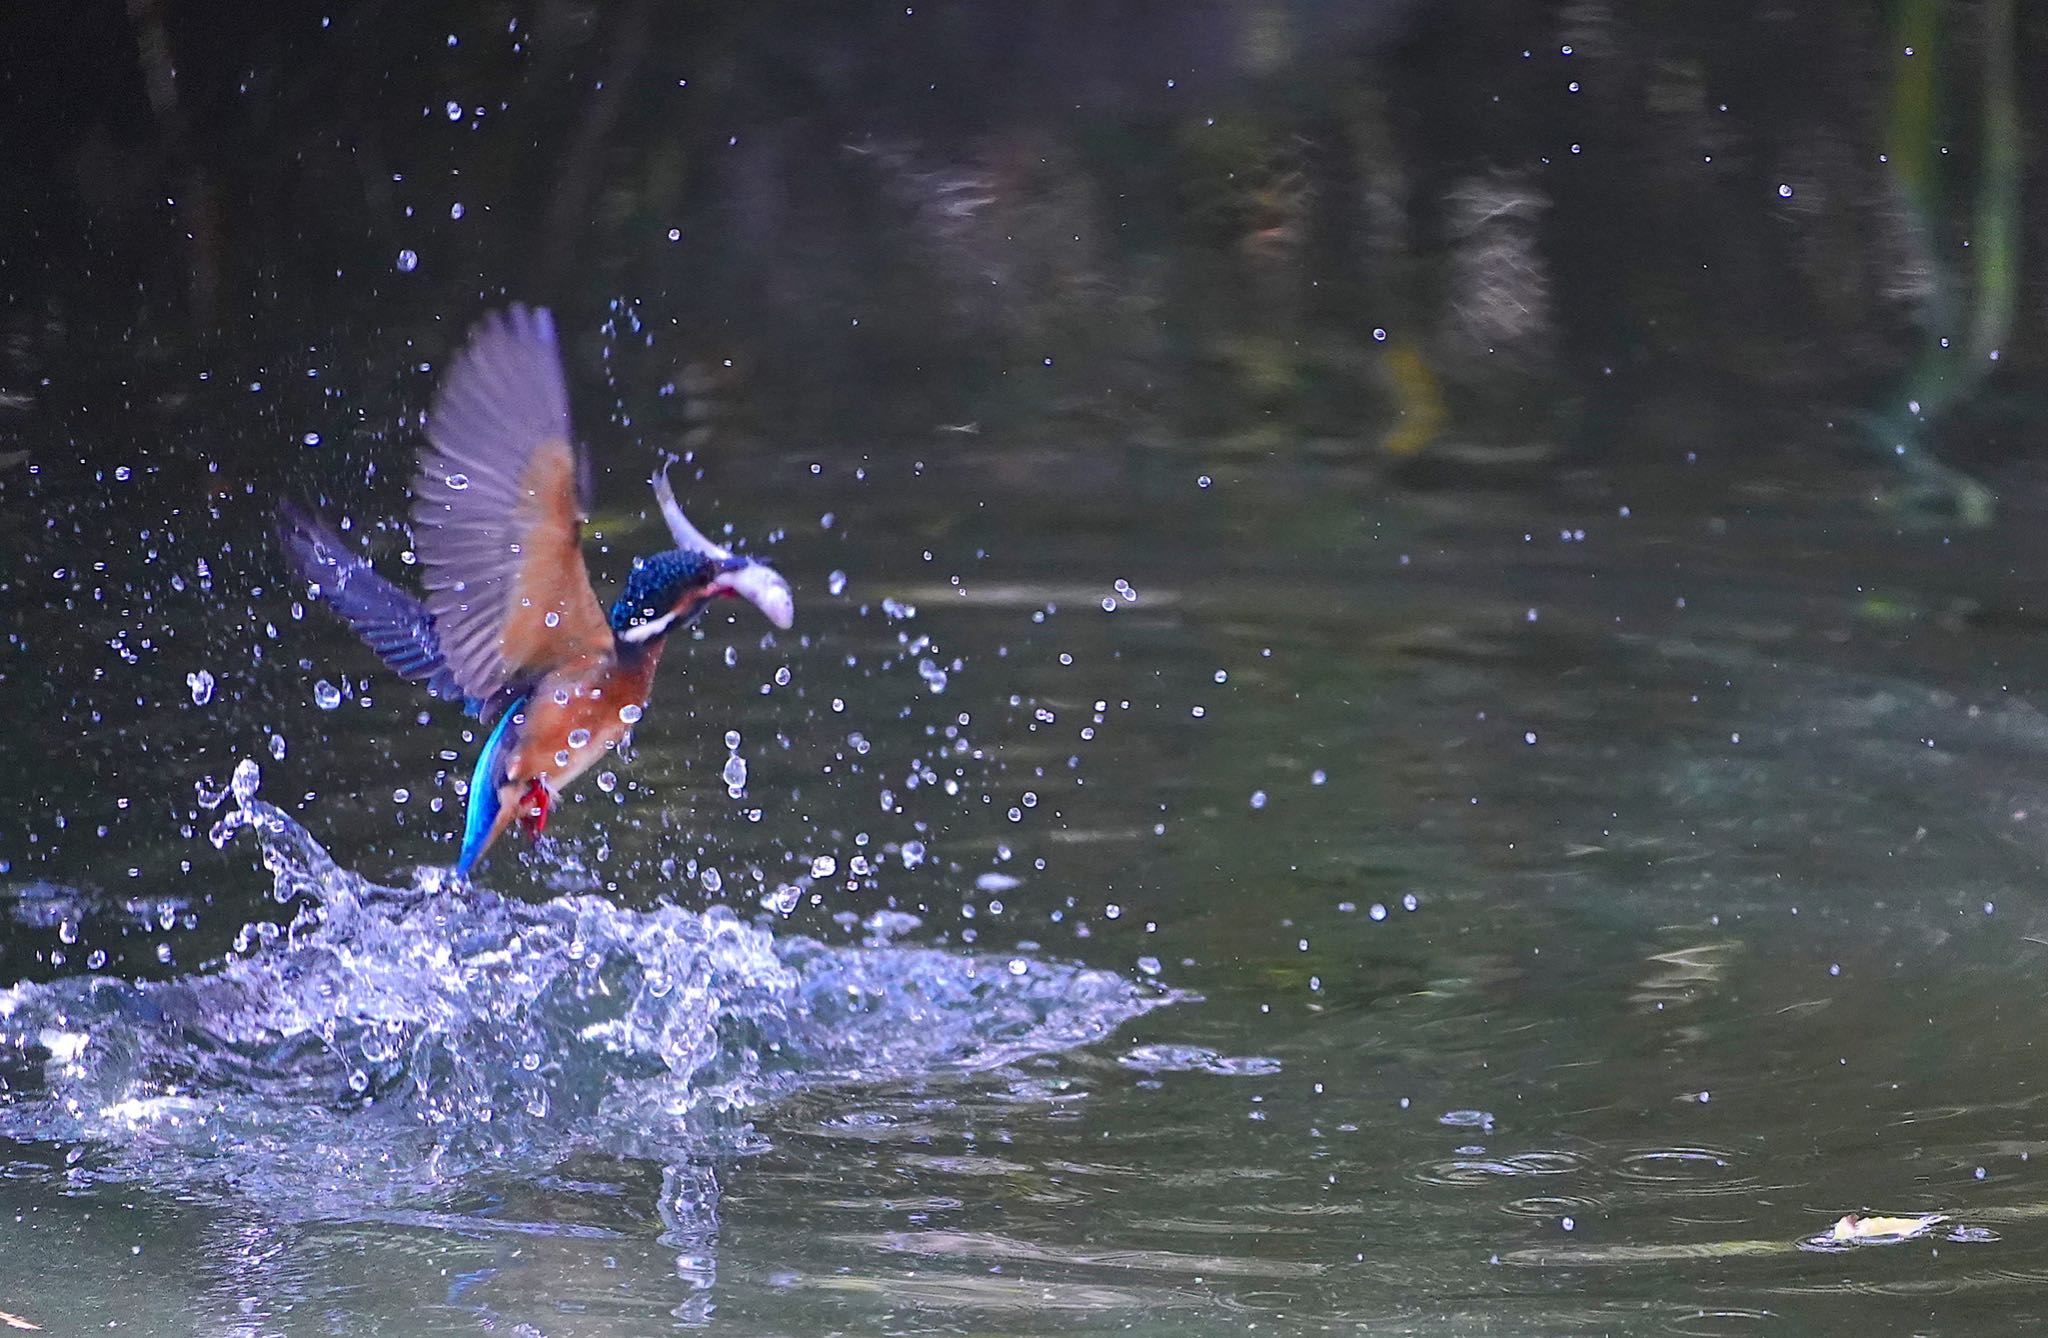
[717,561,795,630]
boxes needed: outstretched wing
[410,305,613,702]
[278,501,469,706]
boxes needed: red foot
[516,778,552,839]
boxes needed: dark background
[3,0,2039,480]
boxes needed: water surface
[7,433,2048,1333]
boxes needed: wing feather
[410,305,613,700]
[277,502,472,706]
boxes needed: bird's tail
[455,691,529,876]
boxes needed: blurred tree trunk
[125,0,220,329]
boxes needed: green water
[8,427,2048,1333]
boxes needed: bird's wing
[278,501,471,707]
[410,305,613,702]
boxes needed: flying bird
[280,305,793,875]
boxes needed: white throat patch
[618,610,679,644]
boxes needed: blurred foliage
[0,0,2040,491]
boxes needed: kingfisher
[280,304,794,876]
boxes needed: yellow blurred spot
[1382,341,1446,457]
[1831,1212,1945,1243]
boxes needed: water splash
[0,762,1176,1214]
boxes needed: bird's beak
[717,561,795,630]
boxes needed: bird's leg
[516,777,552,838]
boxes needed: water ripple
[1117,1043,1281,1076]
[1411,1148,1589,1187]
[1613,1146,1759,1198]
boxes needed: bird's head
[611,549,794,643]
[611,465,795,645]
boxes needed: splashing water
[0,762,1177,1214]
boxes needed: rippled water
[11,436,2048,1333]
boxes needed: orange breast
[504,649,662,793]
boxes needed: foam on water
[0,762,1174,1211]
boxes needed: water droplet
[724,730,741,751]
[1249,790,1267,810]
[828,570,847,596]
[701,868,723,894]
[619,704,643,724]
[1311,769,1327,785]
[445,473,470,491]
[596,771,617,793]
[186,670,215,706]
[567,728,592,749]
[722,753,748,794]
[901,840,925,868]
[810,855,837,878]
[395,249,419,272]
[313,680,342,710]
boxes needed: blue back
[456,693,529,875]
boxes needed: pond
[8,423,2048,1332]
[5,0,2047,1332]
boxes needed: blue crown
[609,549,717,633]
